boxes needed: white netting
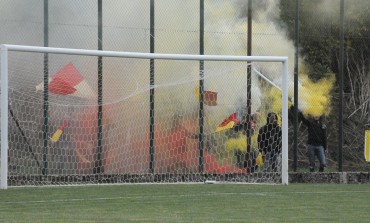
[1,47,287,187]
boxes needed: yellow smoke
[257,87,283,128]
[262,72,335,118]
[299,73,335,117]
[267,88,286,115]
[225,132,258,152]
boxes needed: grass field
[1,183,369,222]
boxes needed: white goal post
[1,44,289,189]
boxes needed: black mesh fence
[0,0,369,172]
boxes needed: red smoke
[70,106,246,174]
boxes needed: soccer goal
[1,44,289,189]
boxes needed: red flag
[36,63,95,99]
[195,88,218,106]
[204,91,217,106]
[215,113,240,132]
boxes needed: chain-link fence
[0,0,369,173]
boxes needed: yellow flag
[256,152,264,166]
[51,121,68,143]
[365,130,370,162]
[51,129,63,143]
[215,121,236,132]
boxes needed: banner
[365,130,370,162]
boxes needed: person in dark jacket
[231,113,259,171]
[291,106,327,172]
[257,112,282,172]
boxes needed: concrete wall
[289,172,370,184]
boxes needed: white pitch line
[1,190,370,205]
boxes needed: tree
[279,0,370,170]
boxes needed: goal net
[1,45,288,188]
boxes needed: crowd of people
[229,105,327,173]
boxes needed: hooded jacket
[299,112,327,150]
[289,105,327,150]
[257,113,282,154]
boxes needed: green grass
[1,183,369,222]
